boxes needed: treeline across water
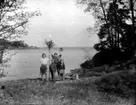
[0,39,29,48]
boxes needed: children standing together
[40,52,65,82]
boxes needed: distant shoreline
[11,46,95,50]
[38,46,94,49]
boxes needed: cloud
[22,0,98,47]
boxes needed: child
[40,53,49,81]
[49,59,57,81]
[59,59,65,81]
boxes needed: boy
[59,59,65,81]
[49,59,57,81]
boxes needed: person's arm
[40,58,42,64]
[52,55,54,59]
[47,58,51,68]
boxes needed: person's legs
[57,69,59,77]
[59,69,64,81]
[62,70,65,81]
[41,74,44,81]
[60,74,63,81]
[44,65,49,81]
[45,73,48,81]
[39,71,41,78]
[49,71,51,81]
[53,71,56,81]
[57,64,61,78]
[46,70,49,81]
[50,69,54,81]
[55,63,59,78]
[40,65,43,80]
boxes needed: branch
[0,1,16,21]
[0,20,28,38]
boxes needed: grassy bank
[0,78,134,105]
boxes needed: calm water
[1,47,97,80]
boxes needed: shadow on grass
[94,70,136,98]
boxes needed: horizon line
[38,46,94,48]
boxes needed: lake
[1,47,97,81]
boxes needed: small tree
[45,39,55,55]
[44,39,55,80]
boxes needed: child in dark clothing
[59,59,65,81]
[49,59,57,81]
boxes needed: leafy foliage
[10,40,29,48]
[80,60,93,69]
[0,0,40,40]
[0,39,28,48]
[0,0,41,68]
[45,39,55,53]
[78,0,136,54]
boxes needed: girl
[40,53,49,81]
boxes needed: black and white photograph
[0,0,136,105]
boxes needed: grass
[94,69,136,98]
[0,78,134,105]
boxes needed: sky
[22,0,99,47]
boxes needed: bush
[80,60,93,69]
[94,70,136,98]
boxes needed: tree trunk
[99,0,113,48]
[49,49,51,55]
[99,0,107,21]
[117,32,120,48]
[113,0,118,49]
[0,48,4,64]
[129,1,136,100]
[129,0,135,29]
[99,0,111,37]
